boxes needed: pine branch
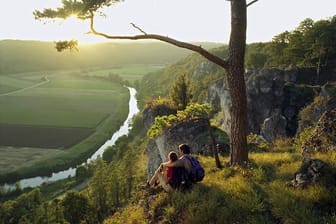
[88,12,229,69]
[247,0,259,7]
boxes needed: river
[3,87,139,189]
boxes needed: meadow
[0,65,158,183]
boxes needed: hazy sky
[1,0,335,43]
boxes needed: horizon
[1,0,335,44]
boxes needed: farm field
[81,64,163,83]
[0,68,142,182]
[0,147,63,176]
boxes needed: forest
[1,16,336,224]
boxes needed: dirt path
[0,76,50,96]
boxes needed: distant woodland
[0,40,221,74]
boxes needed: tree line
[246,16,336,74]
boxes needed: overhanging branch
[88,12,229,69]
[131,23,147,35]
[247,0,259,7]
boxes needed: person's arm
[162,158,184,168]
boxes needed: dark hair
[168,151,178,162]
[178,144,190,154]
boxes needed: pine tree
[170,73,192,110]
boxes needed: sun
[59,14,104,43]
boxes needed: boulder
[291,158,328,188]
[261,112,287,142]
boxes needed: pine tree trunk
[206,119,222,168]
[227,0,248,166]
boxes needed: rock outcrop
[291,157,329,188]
[296,85,336,134]
[143,105,211,178]
[301,107,336,155]
[204,66,319,142]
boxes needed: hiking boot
[140,182,150,190]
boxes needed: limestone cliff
[204,66,320,142]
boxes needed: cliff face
[204,66,319,142]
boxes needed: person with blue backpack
[143,144,205,192]
[162,144,205,185]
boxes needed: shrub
[294,127,314,152]
[271,138,295,153]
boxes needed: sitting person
[161,144,192,175]
[160,144,194,189]
[146,151,179,192]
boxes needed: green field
[0,73,127,129]
[0,67,148,182]
[81,64,163,83]
[0,74,40,93]
[0,147,63,175]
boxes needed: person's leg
[149,168,173,192]
[148,174,158,186]
[156,172,173,192]
[148,167,161,186]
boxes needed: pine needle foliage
[147,103,211,138]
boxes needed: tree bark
[206,119,222,168]
[227,0,248,166]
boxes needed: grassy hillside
[105,142,336,224]
[137,46,228,105]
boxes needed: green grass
[0,75,39,93]
[0,90,119,128]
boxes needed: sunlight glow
[67,14,78,20]
[59,14,103,43]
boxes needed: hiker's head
[178,144,190,155]
[168,151,178,162]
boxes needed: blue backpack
[186,156,205,182]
